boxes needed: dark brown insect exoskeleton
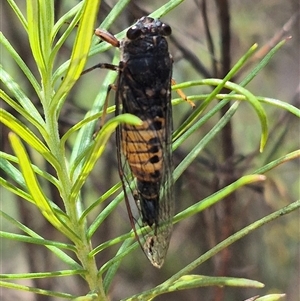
[84,16,175,268]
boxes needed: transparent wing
[115,71,174,268]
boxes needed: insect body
[92,16,174,268]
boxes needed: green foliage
[1,0,299,300]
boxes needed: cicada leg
[171,78,195,108]
[80,28,122,129]
[94,28,120,47]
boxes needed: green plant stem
[76,238,104,297]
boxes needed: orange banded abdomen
[121,118,165,182]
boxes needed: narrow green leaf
[0,231,75,252]
[0,156,66,215]
[100,240,137,275]
[172,96,229,149]
[0,68,44,125]
[174,101,240,181]
[0,32,41,97]
[90,231,134,258]
[128,275,263,300]
[99,0,131,30]
[102,239,137,292]
[51,2,84,61]
[70,114,141,204]
[87,189,125,239]
[0,155,26,187]
[0,90,46,136]
[52,37,115,84]
[27,0,47,75]
[8,133,78,242]
[1,109,48,152]
[175,175,266,223]
[173,80,268,151]
[52,0,102,112]
[0,269,84,280]
[255,294,286,301]
[1,211,81,269]
[6,0,28,30]
[259,96,300,117]
[0,178,33,204]
[0,109,59,170]
[150,0,186,18]
[72,293,99,301]
[0,280,75,299]
[221,82,268,151]
[0,152,60,188]
[80,181,122,223]
[39,0,54,58]
[52,2,82,41]
[239,39,288,87]
[0,159,70,226]
[26,0,54,74]
[60,112,102,151]
[172,275,263,289]
[173,44,258,140]
[254,150,300,174]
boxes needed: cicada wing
[115,80,174,268]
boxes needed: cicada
[86,16,174,268]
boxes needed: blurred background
[1,0,299,300]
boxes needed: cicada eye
[161,24,172,36]
[127,27,142,40]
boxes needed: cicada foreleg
[80,28,122,131]
[94,28,120,47]
[81,63,119,75]
[81,28,120,76]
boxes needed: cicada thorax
[115,16,174,267]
